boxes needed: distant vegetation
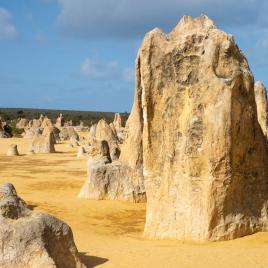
[0,108,129,127]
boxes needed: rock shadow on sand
[79,252,108,268]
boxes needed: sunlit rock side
[78,140,146,202]
[95,119,120,161]
[254,81,268,140]
[29,127,56,153]
[0,183,85,268]
[6,144,19,156]
[55,113,65,128]
[59,126,79,141]
[113,113,122,129]
[133,15,268,241]
[16,118,29,129]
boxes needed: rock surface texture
[254,81,268,140]
[0,183,85,268]
[132,15,268,241]
[55,113,65,128]
[95,119,120,161]
[30,130,56,154]
[16,118,29,129]
[113,113,122,129]
[23,128,43,139]
[78,140,146,202]
[59,127,79,141]
[6,144,19,156]
[78,87,145,202]
[77,146,87,158]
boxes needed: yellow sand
[0,137,268,268]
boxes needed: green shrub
[9,122,24,138]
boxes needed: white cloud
[0,8,17,41]
[57,0,268,67]
[81,58,133,82]
[57,0,268,39]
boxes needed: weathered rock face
[59,127,79,141]
[31,118,42,128]
[78,85,145,202]
[78,140,146,202]
[0,183,85,268]
[95,119,120,161]
[113,113,122,129]
[6,144,19,156]
[254,81,268,139]
[30,130,56,154]
[87,140,112,166]
[23,128,43,139]
[64,120,73,127]
[42,126,60,144]
[16,118,29,129]
[89,124,96,137]
[39,114,44,122]
[126,15,268,241]
[88,124,97,145]
[119,61,143,171]
[77,146,86,158]
[55,113,65,128]
[41,117,53,128]
[78,161,146,202]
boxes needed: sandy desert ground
[0,137,268,268]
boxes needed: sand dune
[0,137,268,268]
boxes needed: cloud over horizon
[57,0,268,39]
[81,58,133,82]
[0,8,17,40]
[1,1,268,112]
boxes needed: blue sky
[0,0,268,112]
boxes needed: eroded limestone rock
[23,128,43,139]
[0,183,85,268]
[78,140,146,202]
[95,119,120,161]
[113,113,122,129]
[16,118,29,129]
[254,81,268,139]
[29,129,55,154]
[134,15,268,241]
[55,113,65,128]
[6,144,19,156]
[77,147,87,158]
[59,127,79,141]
